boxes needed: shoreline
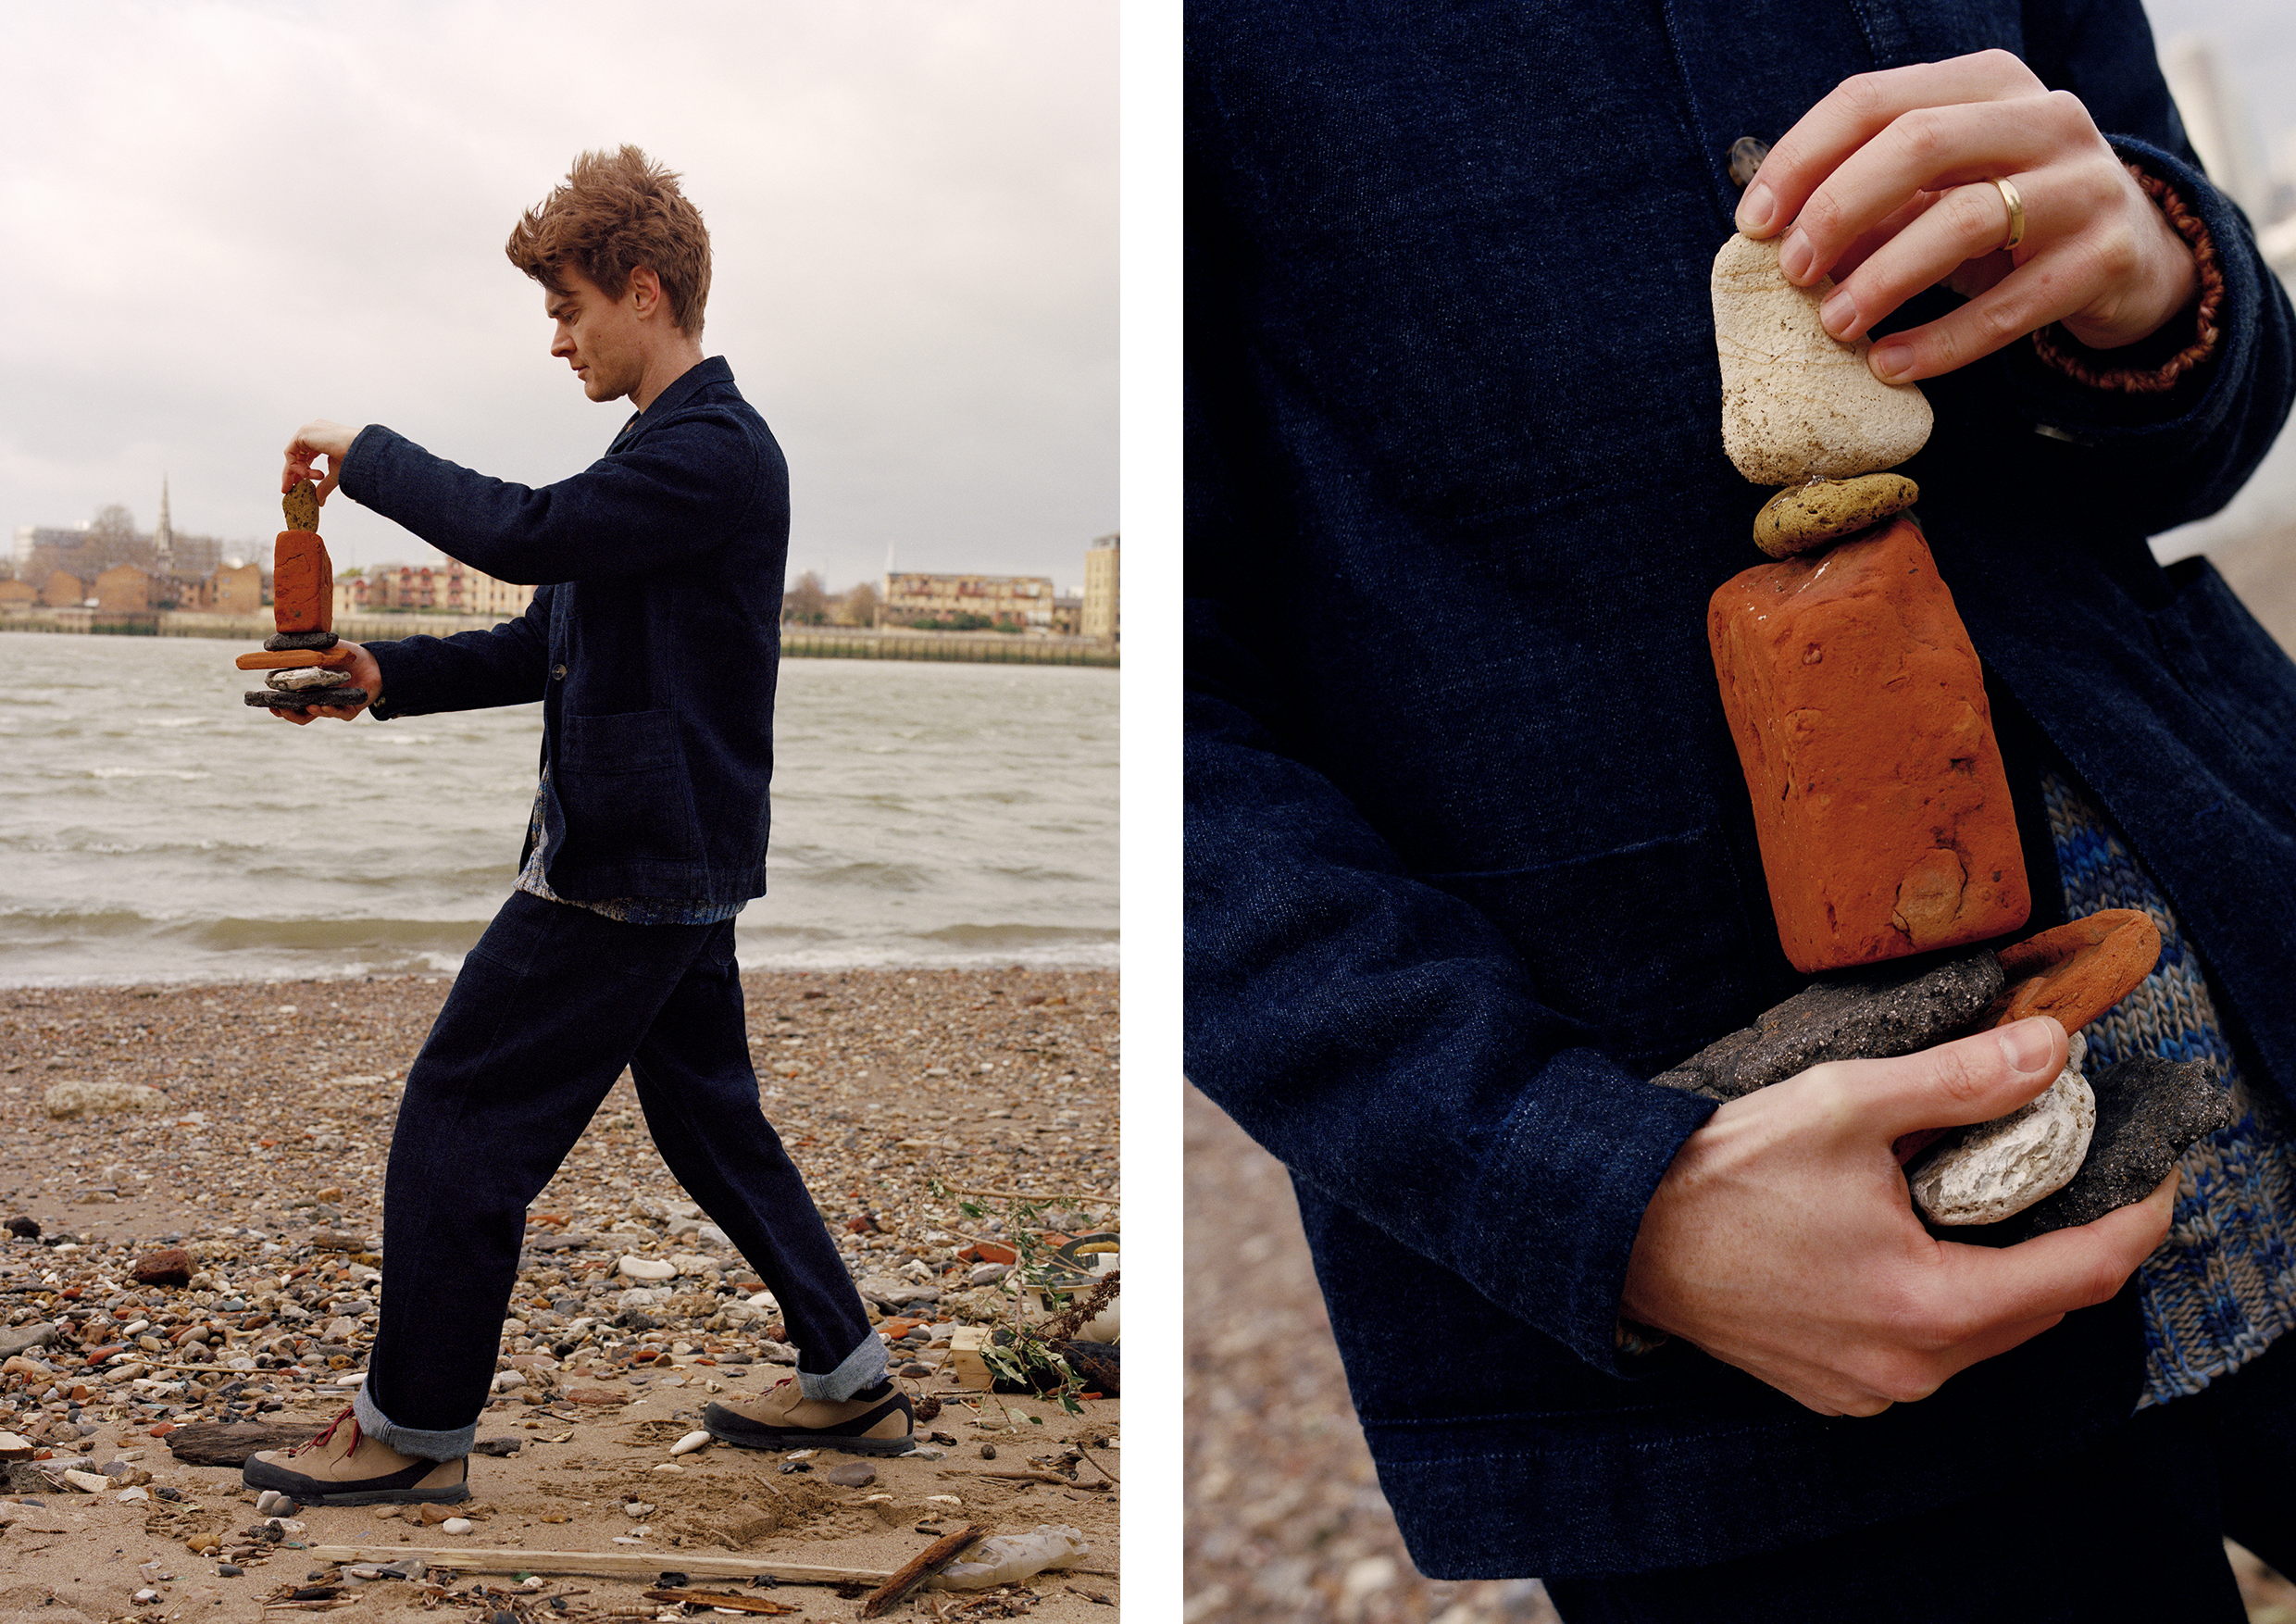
[0,965,1120,1620]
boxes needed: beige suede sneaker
[243,1408,470,1505]
[703,1378,915,1455]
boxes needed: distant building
[42,570,83,608]
[882,570,1058,630]
[16,482,231,602]
[1051,593,1083,636]
[211,562,263,616]
[94,563,154,615]
[0,579,36,609]
[359,558,534,618]
[1082,532,1119,643]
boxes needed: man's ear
[628,265,664,320]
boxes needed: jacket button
[1728,136,1769,187]
[552,663,568,679]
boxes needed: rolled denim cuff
[352,1379,476,1461]
[799,1333,888,1402]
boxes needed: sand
[0,967,1120,1622]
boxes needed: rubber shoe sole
[702,1391,917,1455]
[242,1453,470,1507]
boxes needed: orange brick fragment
[235,649,325,670]
[272,530,333,634]
[1986,909,2163,1032]
[1708,516,2030,972]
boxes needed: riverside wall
[1,609,1118,667]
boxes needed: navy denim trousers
[353,892,880,1458]
[1546,1326,2296,1623]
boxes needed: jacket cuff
[336,423,396,508]
[1457,1052,1716,1374]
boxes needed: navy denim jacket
[1187,0,2296,1579]
[343,357,789,906]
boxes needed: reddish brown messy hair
[506,145,711,336]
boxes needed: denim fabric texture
[1186,0,2296,1578]
[344,356,787,909]
[361,891,883,1455]
[1544,1320,2296,1622]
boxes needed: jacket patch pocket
[1421,829,1762,1073]
[555,708,703,867]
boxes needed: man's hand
[1620,1016,2177,1417]
[1736,50,2199,383]
[282,419,362,504]
[268,642,382,726]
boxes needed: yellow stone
[1753,473,1920,557]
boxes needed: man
[1188,3,2296,1616]
[243,146,910,1505]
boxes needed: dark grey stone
[1650,952,2006,1101]
[244,689,368,710]
[265,631,340,652]
[1952,1056,2231,1246]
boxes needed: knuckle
[1924,1043,1994,1108]
[1890,107,1948,169]
[1835,71,1889,123]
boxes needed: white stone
[440,1518,474,1536]
[1912,1033,2096,1226]
[618,1255,676,1281]
[670,1430,711,1455]
[60,1468,110,1493]
[1713,232,1934,485]
[43,1080,168,1120]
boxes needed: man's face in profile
[546,269,648,404]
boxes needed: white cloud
[1,0,1117,590]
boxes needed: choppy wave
[0,633,1117,985]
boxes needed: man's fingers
[1774,99,2049,284]
[1738,50,2042,238]
[1802,1017,2066,1144]
[1936,1168,2179,1330]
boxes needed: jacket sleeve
[338,416,762,585]
[1182,154,1718,1373]
[364,586,551,720]
[1987,0,2296,534]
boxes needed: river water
[0,632,1117,985]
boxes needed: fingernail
[1737,181,1775,235]
[1870,342,1912,381]
[1820,286,1856,337]
[1998,1018,2060,1074]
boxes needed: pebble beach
[0,965,1121,1622]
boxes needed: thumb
[1826,1017,2068,1145]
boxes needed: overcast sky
[0,1,1116,593]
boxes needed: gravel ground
[1184,1083,2296,1622]
[0,966,1120,1623]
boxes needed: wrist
[2032,164,2223,393]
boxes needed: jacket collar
[610,356,734,451]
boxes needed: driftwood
[165,1421,322,1466]
[306,1545,892,1585]
[642,1591,799,1616]
[857,1524,983,1618]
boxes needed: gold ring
[1992,176,2027,253]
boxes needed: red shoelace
[288,1405,362,1458]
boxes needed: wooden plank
[857,1524,982,1618]
[307,1545,892,1585]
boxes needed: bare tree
[782,569,830,625]
[840,581,881,627]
